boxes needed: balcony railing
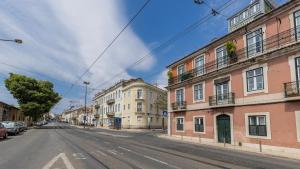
[106,112,115,117]
[171,101,187,110]
[168,27,299,86]
[106,99,115,105]
[209,93,235,106]
[284,81,300,98]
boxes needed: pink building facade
[167,0,300,153]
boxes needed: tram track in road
[55,129,143,169]
[66,128,243,169]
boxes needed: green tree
[153,92,167,112]
[4,73,61,121]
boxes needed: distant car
[18,122,28,131]
[0,123,8,139]
[2,121,19,135]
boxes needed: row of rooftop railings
[168,26,299,86]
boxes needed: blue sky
[0,0,287,113]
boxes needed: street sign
[163,111,168,117]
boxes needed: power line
[54,0,152,110]
[62,0,152,97]
[90,0,235,93]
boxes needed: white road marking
[96,150,107,157]
[143,155,168,165]
[98,132,130,138]
[72,153,86,160]
[118,146,132,152]
[42,153,75,169]
[107,150,118,155]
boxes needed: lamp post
[0,38,22,44]
[83,81,90,128]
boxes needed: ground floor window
[176,118,184,131]
[194,117,204,132]
[248,115,267,136]
[137,116,142,122]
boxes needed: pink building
[166,0,300,153]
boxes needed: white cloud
[0,0,155,112]
[154,69,168,90]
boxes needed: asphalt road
[0,122,299,169]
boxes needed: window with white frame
[137,102,142,112]
[246,28,263,57]
[175,88,184,104]
[176,118,184,131]
[248,115,267,136]
[294,10,300,40]
[194,83,203,101]
[128,90,131,97]
[195,55,205,76]
[194,117,204,132]
[177,64,185,76]
[137,89,143,99]
[247,67,264,92]
[216,46,228,68]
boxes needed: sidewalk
[158,134,300,160]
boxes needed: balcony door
[294,10,300,40]
[216,81,229,104]
[195,56,204,76]
[246,28,263,57]
[296,57,300,89]
[176,88,184,105]
[216,46,228,69]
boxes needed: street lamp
[0,38,23,44]
[83,81,90,128]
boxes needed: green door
[217,114,231,144]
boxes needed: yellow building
[122,79,167,129]
[93,78,167,129]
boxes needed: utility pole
[83,81,90,128]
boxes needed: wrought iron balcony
[209,93,235,106]
[106,112,115,117]
[284,81,300,98]
[106,99,115,105]
[168,27,299,86]
[171,101,187,111]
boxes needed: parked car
[2,121,19,135]
[17,122,27,131]
[0,123,8,139]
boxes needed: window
[149,91,153,100]
[194,83,203,101]
[246,28,263,57]
[175,88,184,103]
[250,3,260,15]
[177,64,185,76]
[194,56,205,76]
[294,10,300,40]
[128,104,130,110]
[150,104,153,112]
[176,118,184,131]
[247,67,264,92]
[137,89,143,99]
[137,102,142,112]
[118,104,120,112]
[128,90,131,97]
[194,117,204,132]
[248,115,267,136]
[296,57,300,83]
[216,46,228,68]
[123,105,125,110]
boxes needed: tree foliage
[4,73,61,121]
[153,92,167,112]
